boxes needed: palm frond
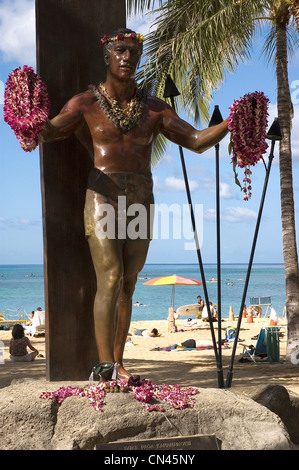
[261,13,299,64]
[129,0,277,164]
[126,0,163,16]
[151,134,169,166]
[137,0,262,128]
[262,24,277,64]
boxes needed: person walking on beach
[37,28,229,383]
[197,295,204,319]
[9,324,39,362]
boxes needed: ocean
[0,263,286,322]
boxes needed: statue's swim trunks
[84,167,154,240]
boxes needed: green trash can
[265,327,280,363]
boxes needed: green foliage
[126,0,299,165]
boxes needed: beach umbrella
[143,274,202,311]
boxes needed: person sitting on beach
[212,303,218,321]
[26,310,35,326]
[9,324,39,362]
[253,306,262,318]
[125,335,135,346]
[130,328,161,337]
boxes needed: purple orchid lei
[40,378,199,413]
[228,91,269,200]
[4,65,50,152]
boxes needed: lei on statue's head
[100,28,144,65]
[228,91,269,200]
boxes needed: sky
[0,0,299,266]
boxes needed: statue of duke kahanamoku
[39,28,228,383]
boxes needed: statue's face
[108,39,142,80]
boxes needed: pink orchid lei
[40,379,199,413]
[4,65,50,152]
[228,91,269,200]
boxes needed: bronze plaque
[96,434,221,451]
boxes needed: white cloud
[127,14,156,37]
[204,209,216,221]
[0,0,36,65]
[291,80,299,106]
[127,2,159,36]
[203,178,234,199]
[222,206,257,223]
[164,175,198,191]
[0,216,40,230]
[220,181,234,199]
[204,206,257,223]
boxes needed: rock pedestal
[0,380,296,450]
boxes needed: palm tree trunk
[276,22,299,363]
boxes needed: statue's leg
[84,189,125,369]
[84,173,154,382]
[87,231,124,366]
[114,238,151,381]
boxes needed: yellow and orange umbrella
[143,274,202,311]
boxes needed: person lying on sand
[130,328,161,337]
[150,338,228,351]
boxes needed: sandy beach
[0,315,298,395]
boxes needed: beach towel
[172,345,230,351]
[151,345,229,352]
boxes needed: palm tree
[270,1,299,362]
[126,0,299,363]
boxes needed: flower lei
[89,83,147,134]
[40,378,199,413]
[4,65,50,152]
[228,91,269,200]
[100,32,144,45]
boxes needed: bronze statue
[39,28,229,383]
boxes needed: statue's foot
[117,364,140,384]
[92,361,117,382]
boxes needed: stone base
[0,379,297,450]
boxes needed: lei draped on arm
[4,65,50,152]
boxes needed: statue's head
[100,28,144,66]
